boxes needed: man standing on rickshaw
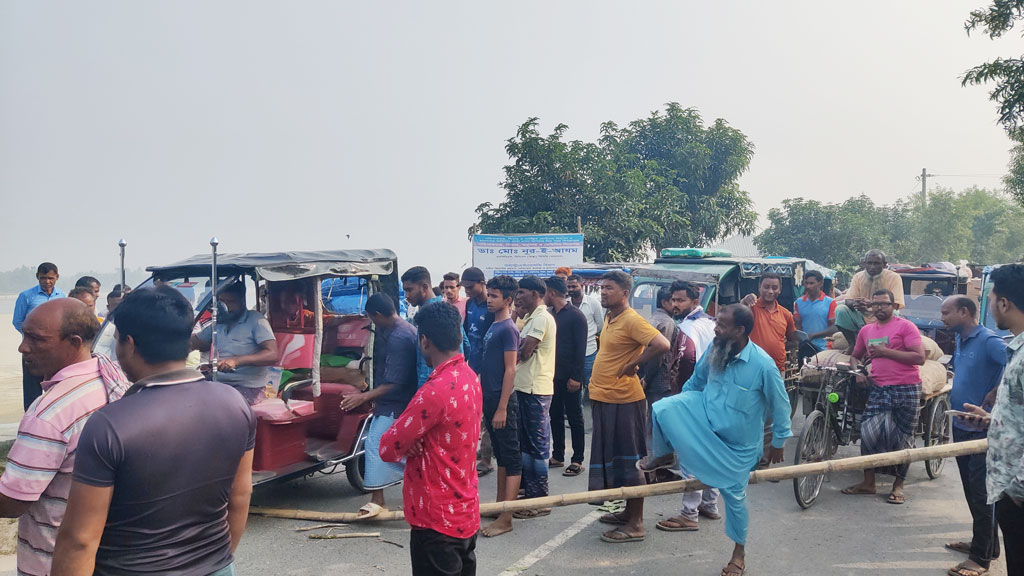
[841,289,925,505]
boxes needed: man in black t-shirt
[52,286,255,576]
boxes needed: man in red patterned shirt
[380,301,482,576]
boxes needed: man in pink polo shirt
[0,299,129,576]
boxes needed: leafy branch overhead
[470,103,757,262]
[963,0,1024,203]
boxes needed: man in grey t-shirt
[191,282,278,405]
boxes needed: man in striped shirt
[0,299,129,576]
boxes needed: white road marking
[498,510,602,576]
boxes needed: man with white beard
[639,304,792,576]
[834,250,904,351]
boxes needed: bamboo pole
[250,439,987,524]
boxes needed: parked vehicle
[892,266,970,354]
[93,249,401,490]
[979,264,1012,339]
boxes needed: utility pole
[917,168,935,207]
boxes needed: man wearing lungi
[588,271,670,544]
[641,304,791,576]
[841,288,926,505]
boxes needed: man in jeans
[380,301,481,576]
[567,274,604,397]
[544,276,587,477]
[53,287,255,576]
[962,264,1024,576]
[513,276,556,516]
[461,267,497,476]
[940,295,1005,576]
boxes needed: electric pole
[918,168,934,207]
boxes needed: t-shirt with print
[464,297,494,375]
[514,306,556,395]
[379,354,482,539]
[589,307,661,404]
[73,371,256,576]
[852,316,922,387]
[481,319,520,399]
[373,318,420,417]
[196,310,276,388]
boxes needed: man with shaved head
[2,299,129,576]
[834,250,905,350]
[940,294,1006,576]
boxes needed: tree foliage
[963,0,1024,204]
[471,104,757,262]
[754,187,1024,273]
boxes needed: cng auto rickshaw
[92,249,400,491]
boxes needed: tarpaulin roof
[147,249,397,281]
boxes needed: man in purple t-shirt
[842,288,926,505]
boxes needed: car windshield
[92,274,216,361]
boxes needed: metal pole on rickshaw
[210,237,219,382]
[118,238,127,294]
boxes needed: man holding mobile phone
[940,295,1006,576]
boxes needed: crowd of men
[3,255,1024,576]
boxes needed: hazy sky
[2,1,1021,280]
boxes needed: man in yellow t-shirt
[588,271,670,544]
[512,276,557,513]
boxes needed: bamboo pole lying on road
[249,438,987,524]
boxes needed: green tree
[963,0,1024,203]
[471,104,757,262]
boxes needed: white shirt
[678,306,716,361]
[574,293,605,356]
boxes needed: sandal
[599,512,628,525]
[698,508,722,520]
[563,463,585,477]
[945,542,971,555]
[656,516,698,532]
[549,458,565,468]
[887,492,906,505]
[356,502,387,519]
[948,561,988,576]
[721,560,745,576]
[841,485,876,495]
[513,508,551,519]
[600,528,644,543]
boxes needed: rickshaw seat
[291,382,369,450]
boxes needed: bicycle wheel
[925,395,952,479]
[793,409,829,509]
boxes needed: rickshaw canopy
[147,249,397,281]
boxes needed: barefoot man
[641,304,791,575]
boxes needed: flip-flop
[513,508,551,519]
[698,508,722,521]
[600,528,645,543]
[549,459,565,468]
[563,463,585,477]
[656,516,698,532]
[477,463,494,477]
[599,512,629,525]
[841,486,876,495]
[945,542,972,555]
[887,492,906,505]
[721,560,745,576]
[356,502,387,519]
[948,561,988,576]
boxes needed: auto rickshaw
[92,249,401,491]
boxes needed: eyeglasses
[868,303,894,309]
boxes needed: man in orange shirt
[747,273,798,469]
[588,271,670,544]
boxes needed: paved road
[237,410,1008,576]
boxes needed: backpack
[666,325,696,395]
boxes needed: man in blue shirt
[640,304,791,576]
[792,270,836,355]
[13,262,66,409]
[401,267,468,386]
[940,295,1006,576]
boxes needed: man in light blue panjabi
[641,304,792,576]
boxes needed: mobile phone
[945,409,975,418]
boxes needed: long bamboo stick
[250,439,987,524]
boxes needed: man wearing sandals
[339,294,419,520]
[640,304,791,576]
[588,271,670,544]
[544,276,588,478]
[841,289,925,505]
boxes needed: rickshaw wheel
[793,409,828,509]
[925,395,952,479]
[346,452,369,494]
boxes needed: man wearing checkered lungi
[841,288,926,505]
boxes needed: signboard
[472,234,584,278]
